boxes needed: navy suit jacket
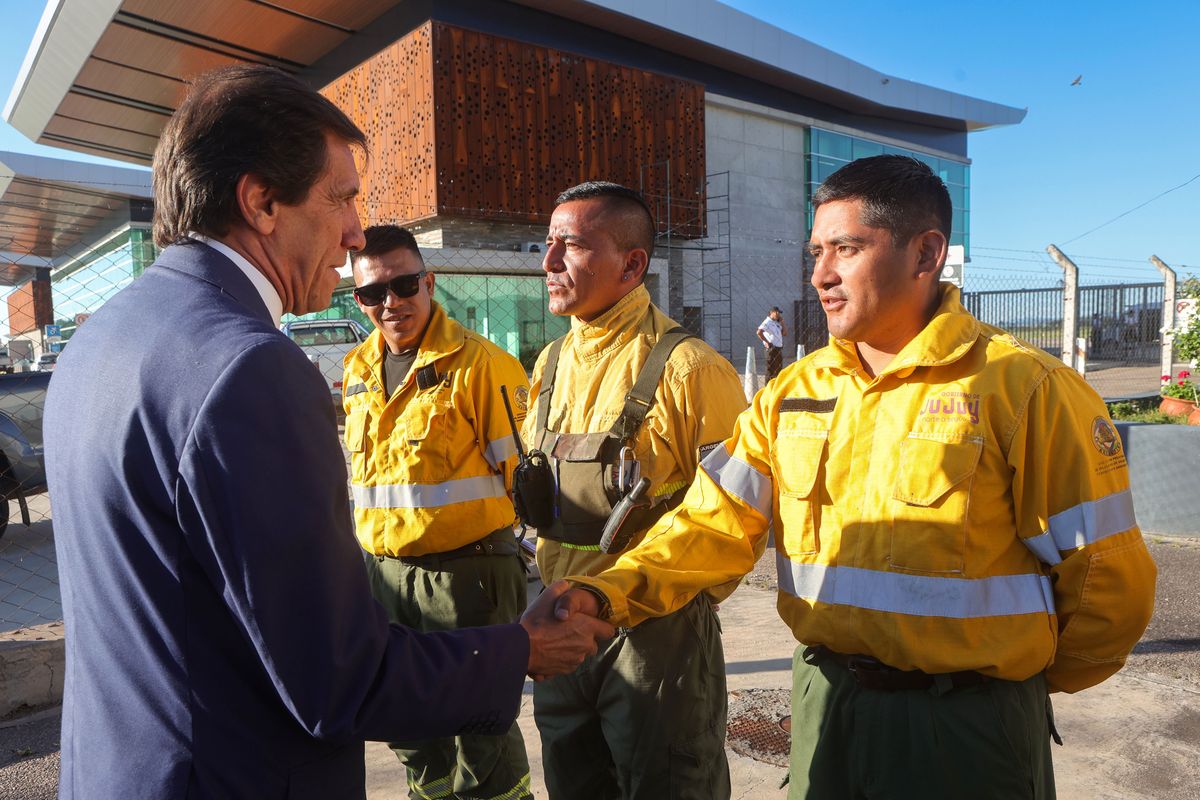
[45,243,530,799]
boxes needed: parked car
[280,319,369,401]
[35,352,58,372]
[0,371,50,539]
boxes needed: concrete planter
[1115,423,1200,536]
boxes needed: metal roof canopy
[5,0,1025,168]
[0,150,151,285]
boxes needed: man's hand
[520,580,615,680]
[553,586,601,621]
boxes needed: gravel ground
[1125,535,1200,688]
[0,710,59,800]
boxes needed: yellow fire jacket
[523,285,749,589]
[343,302,529,557]
[573,285,1156,693]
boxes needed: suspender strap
[535,336,566,437]
[611,327,692,442]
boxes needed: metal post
[1046,245,1079,368]
[1150,255,1177,381]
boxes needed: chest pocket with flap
[889,433,983,574]
[771,426,828,556]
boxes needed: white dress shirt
[190,235,284,327]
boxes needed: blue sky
[1,1,1196,284]
[724,0,1200,284]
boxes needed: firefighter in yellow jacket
[343,225,533,800]
[523,182,748,799]
[558,157,1157,799]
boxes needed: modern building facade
[4,0,1024,365]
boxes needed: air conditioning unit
[520,241,544,254]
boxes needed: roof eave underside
[4,0,1025,168]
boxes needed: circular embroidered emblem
[1091,416,1122,457]
[514,385,530,412]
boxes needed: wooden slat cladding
[430,24,705,236]
[323,21,705,237]
[321,23,438,228]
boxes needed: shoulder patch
[697,441,724,462]
[514,385,529,412]
[1091,416,1122,457]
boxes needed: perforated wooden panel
[321,23,439,228]
[322,22,706,235]
[430,23,706,236]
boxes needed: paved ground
[3,536,1198,799]
[0,496,59,635]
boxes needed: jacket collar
[153,241,273,325]
[568,285,650,361]
[812,284,980,378]
[353,301,464,375]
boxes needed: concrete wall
[1116,423,1200,536]
[702,95,808,365]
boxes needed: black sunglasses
[353,271,428,306]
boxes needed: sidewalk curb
[0,621,64,718]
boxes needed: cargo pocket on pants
[669,719,729,800]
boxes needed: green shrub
[1107,399,1189,424]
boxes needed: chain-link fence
[1,190,1196,634]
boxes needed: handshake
[519,580,614,680]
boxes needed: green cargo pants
[787,646,1057,799]
[364,545,532,800]
[533,593,730,800]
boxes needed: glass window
[939,160,967,186]
[815,129,852,161]
[806,129,972,258]
[852,139,883,159]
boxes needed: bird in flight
[1071,75,1082,86]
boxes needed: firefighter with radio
[520,182,748,799]
[343,225,534,800]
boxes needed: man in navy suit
[44,64,612,799]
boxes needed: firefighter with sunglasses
[342,224,534,800]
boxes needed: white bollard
[743,346,760,402]
[795,344,806,363]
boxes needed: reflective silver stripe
[776,552,1055,619]
[700,445,773,522]
[343,382,368,398]
[1021,531,1062,566]
[1048,488,1137,552]
[352,475,506,509]
[484,434,518,470]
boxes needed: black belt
[807,646,990,692]
[383,528,519,568]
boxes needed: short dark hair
[554,181,657,260]
[152,64,367,248]
[813,155,952,248]
[351,224,424,268]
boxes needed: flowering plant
[1161,370,1199,402]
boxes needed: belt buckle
[846,655,883,676]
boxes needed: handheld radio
[500,385,557,529]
